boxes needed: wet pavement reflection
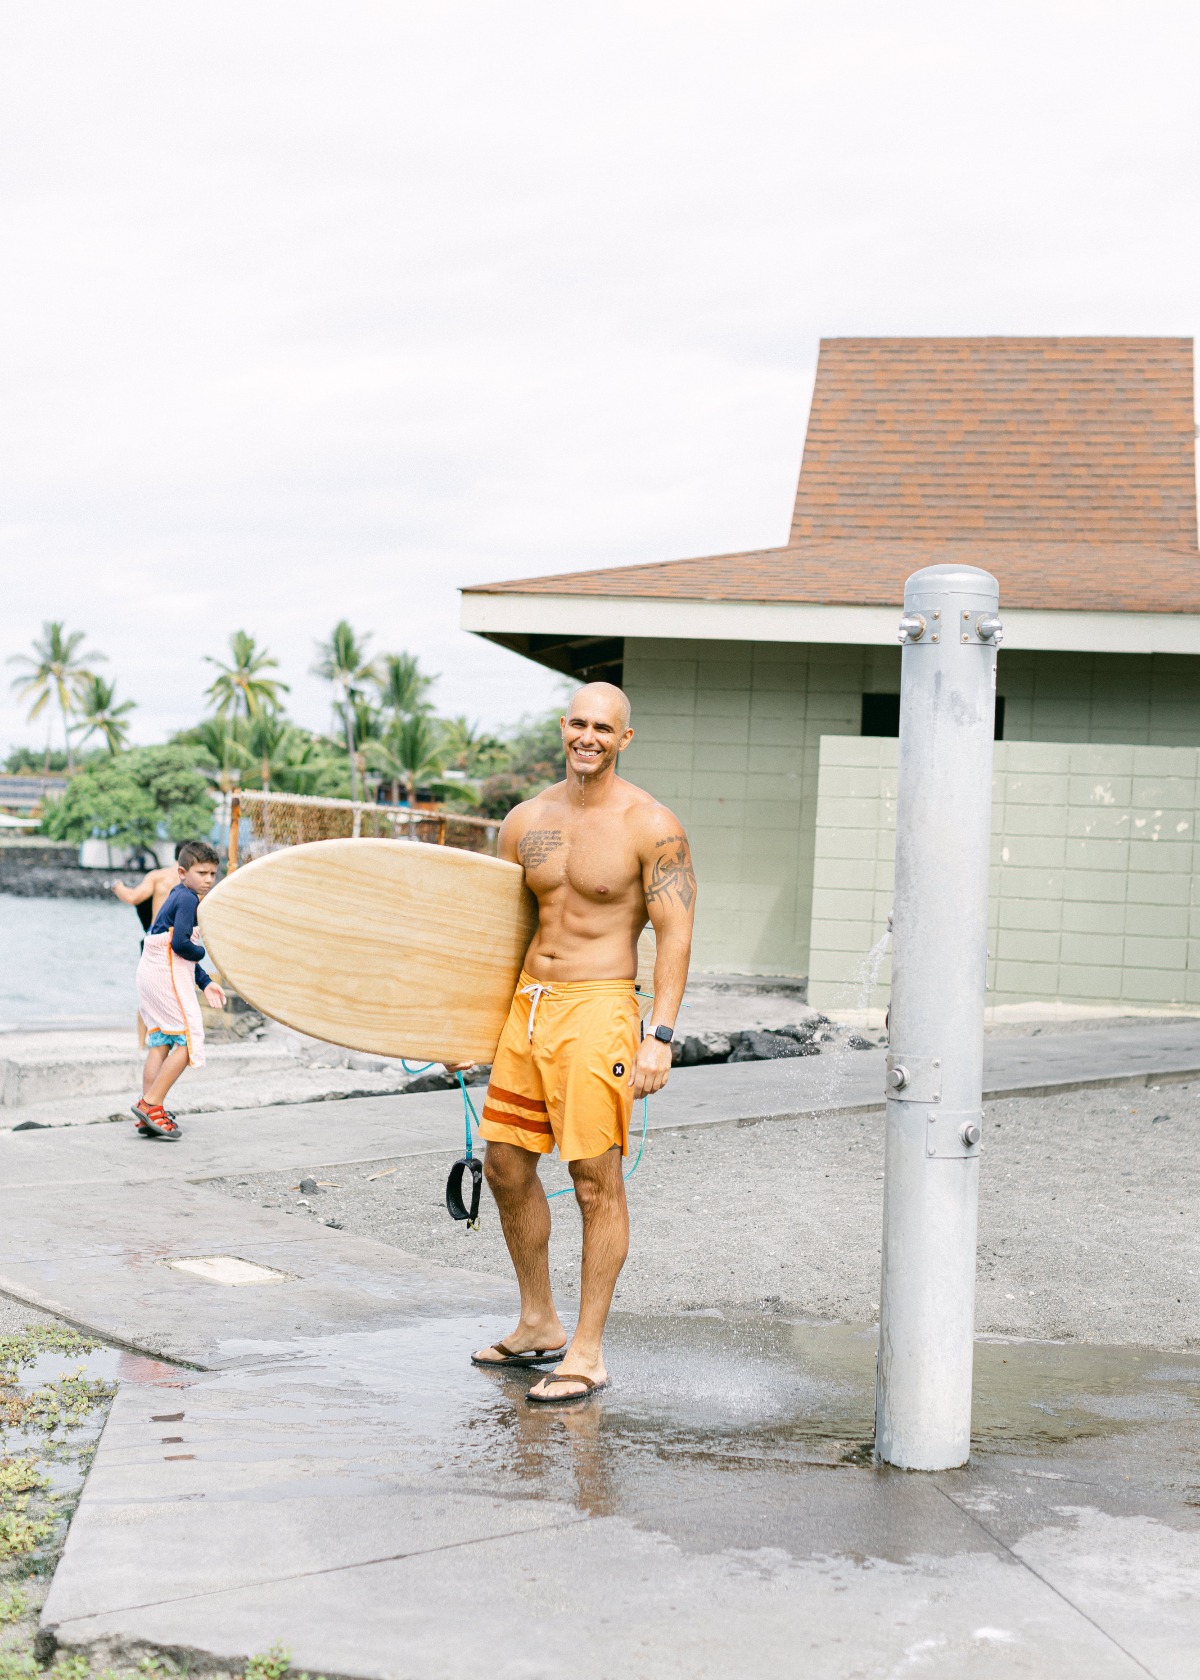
[42,1308,1200,1674]
[188,1310,1200,1535]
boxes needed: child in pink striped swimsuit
[132,840,226,1139]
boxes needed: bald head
[560,681,634,781]
[566,681,631,730]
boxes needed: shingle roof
[465,338,1199,614]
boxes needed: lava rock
[403,1063,491,1094]
[774,1022,818,1043]
[402,1070,458,1092]
[674,1031,737,1065]
[727,1030,814,1062]
[298,1177,319,1195]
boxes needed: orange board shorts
[480,972,641,1162]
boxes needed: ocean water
[0,894,146,1029]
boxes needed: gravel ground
[0,1291,66,1335]
[211,1078,1199,1351]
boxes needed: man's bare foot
[472,1317,567,1366]
[527,1345,607,1400]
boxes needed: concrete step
[0,1063,416,1131]
[0,1037,299,1109]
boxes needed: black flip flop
[471,1340,567,1369]
[525,1372,609,1405]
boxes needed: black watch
[652,1024,674,1044]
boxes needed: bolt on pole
[875,564,1002,1471]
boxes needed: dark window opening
[861,693,1005,740]
[860,693,900,737]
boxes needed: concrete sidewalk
[0,1179,509,1366]
[39,1315,1200,1679]
[3,1018,1199,1187]
[2,1016,1198,1366]
[5,1018,1200,1678]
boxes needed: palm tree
[349,696,384,797]
[312,621,375,800]
[270,733,343,797]
[366,714,476,807]
[374,652,434,725]
[191,717,250,795]
[8,621,105,771]
[203,631,289,721]
[74,675,136,755]
[439,715,509,776]
[190,716,250,860]
[245,712,291,793]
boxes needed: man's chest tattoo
[518,828,566,868]
[645,835,696,910]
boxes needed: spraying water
[808,926,892,1113]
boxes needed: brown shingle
[467,337,1199,615]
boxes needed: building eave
[461,589,1200,658]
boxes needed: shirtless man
[471,681,696,1403]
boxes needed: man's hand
[203,983,227,1010]
[630,1034,672,1100]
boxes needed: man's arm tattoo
[518,828,565,868]
[645,838,696,911]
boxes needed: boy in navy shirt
[132,840,226,1139]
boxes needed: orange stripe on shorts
[482,1104,553,1135]
[487,1084,547,1114]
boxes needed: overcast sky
[2,1,1197,753]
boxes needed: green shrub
[43,747,213,848]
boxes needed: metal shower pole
[875,564,1003,1471]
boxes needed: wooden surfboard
[197,838,538,1065]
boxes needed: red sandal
[131,1099,181,1140]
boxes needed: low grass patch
[2,1328,322,1680]
[1,1326,115,1674]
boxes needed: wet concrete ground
[4,1034,1200,1677]
[40,1312,1200,1678]
[213,1078,1200,1350]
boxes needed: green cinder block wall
[619,638,1200,982]
[808,736,1200,1012]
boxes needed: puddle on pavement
[202,1311,1200,1523]
[21,1344,189,1391]
[3,1334,187,1518]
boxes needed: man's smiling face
[560,682,634,779]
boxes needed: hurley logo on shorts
[612,1062,625,1077]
